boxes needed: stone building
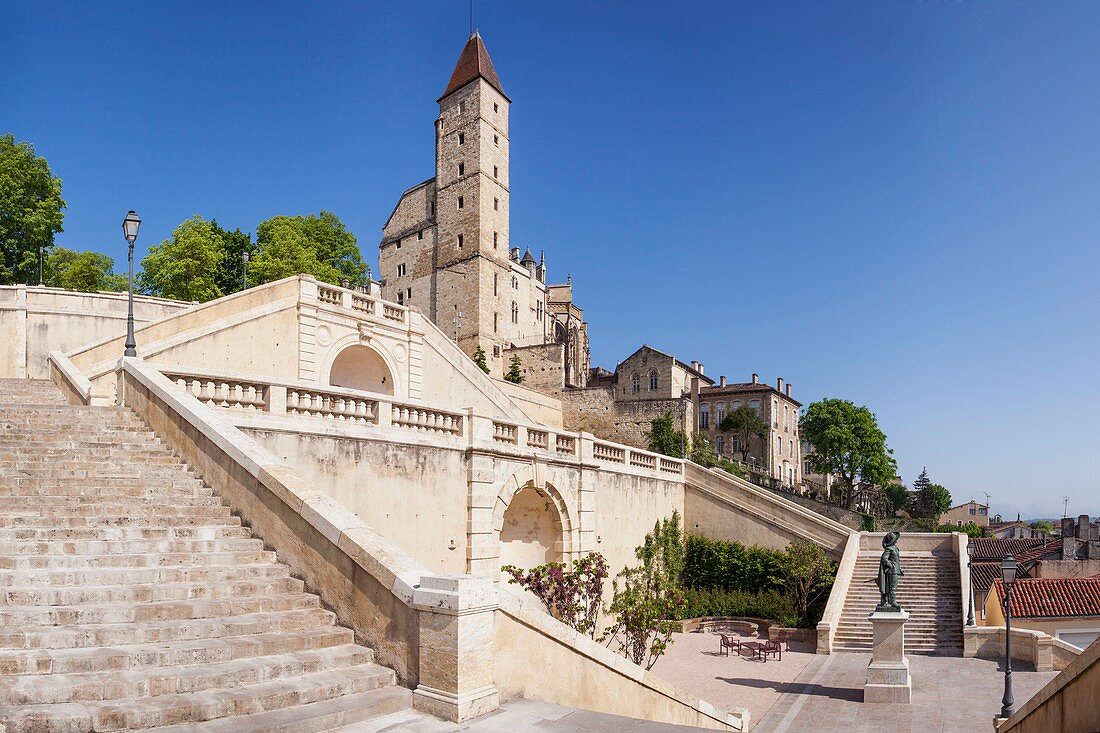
[692,373,803,487]
[378,33,589,384]
[941,500,991,528]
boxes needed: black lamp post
[966,538,976,626]
[122,211,141,357]
[1000,554,1018,719]
[241,250,249,290]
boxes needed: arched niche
[328,344,394,395]
[498,483,566,571]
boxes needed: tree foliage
[502,553,608,639]
[504,355,524,383]
[689,432,719,468]
[920,483,952,520]
[137,215,224,302]
[937,521,983,538]
[43,247,126,292]
[250,211,365,287]
[1030,520,1053,533]
[779,541,835,624]
[209,220,252,295]
[0,133,66,284]
[647,411,685,459]
[799,398,896,509]
[883,482,910,514]
[472,345,490,374]
[603,513,686,670]
[719,406,767,462]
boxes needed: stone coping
[48,350,92,403]
[818,530,861,654]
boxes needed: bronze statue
[876,531,904,612]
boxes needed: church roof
[440,32,509,102]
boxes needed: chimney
[690,361,699,372]
[1079,515,1090,540]
[777,377,784,393]
[719,375,727,387]
[1062,516,1076,538]
[698,363,705,375]
[752,373,759,384]
[785,383,791,397]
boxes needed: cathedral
[378,33,589,387]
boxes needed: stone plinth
[412,574,501,722]
[864,609,912,703]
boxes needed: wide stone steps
[2,607,338,650]
[0,379,411,730]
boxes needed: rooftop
[994,577,1100,618]
[441,32,509,101]
[969,537,1049,562]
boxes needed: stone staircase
[0,378,412,732]
[833,550,964,655]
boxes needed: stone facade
[378,34,589,383]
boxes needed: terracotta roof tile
[1013,539,1063,565]
[994,578,1100,618]
[971,562,1004,593]
[970,537,1048,562]
[441,33,508,101]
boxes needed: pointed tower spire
[440,32,509,101]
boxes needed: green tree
[43,247,126,292]
[719,405,767,462]
[250,211,365,286]
[472,345,490,374]
[504,355,523,383]
[0,133,66,284]
[210,220,253,295]
[919,483,952,520]
[937,522,983,538]
[883,481,910,514]
[912,467,931,495]
[647,411,685,459]
[1030,520,1053,533]
[137,215,225,302]
[689,432,718,468]
[799,398,897,510]
[779,541,835,625]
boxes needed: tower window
[511,301,518,324]
[631,373,641,395]
[493,273,498,296]
[406,287,412,299]
[494,103,499,113]
[512,276,518,289]
[457,234,464,247]
[493,165,498,178]
[649,370,658,391]
[457,197,464,209]
[459,101,465,113]
[395,241,401,250]
[493,198,498,211]
[494,313,498,332]
[493,232,498,248]
[417,230,424,241]
[494,134,499,146]
[397,263,406,277]
[431,202,435,215]
[458,163,464,176]
[397,291,404,305]
[458,132,465,145]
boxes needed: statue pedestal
[864,609,911,704]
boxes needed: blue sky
[6,2,1099,519]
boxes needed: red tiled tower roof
[440,32,509,102]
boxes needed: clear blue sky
[6,2,1099,520]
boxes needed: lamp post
[241,250,249,290]
[1000,554,1018,719]
[122,211,141,357]
[966,538,976,626]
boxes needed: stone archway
[328,344,394,395]
[499,484,565,570]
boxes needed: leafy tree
[504,355,523,383]
[883,482,910,514]
[719,406,767,462]
[250,211,366,287]
[603,513,686,670]
[502,553,608,639]
[209,220,253,295]
[919,483,952,520]
[937,522,983,538]
[799,398,897,510]
[1030,520,1053,533]
[137,215,225,302]
[472,345,490,374]
[0,133,66,284]
[43,247,126,292]
[647,411,685,459]
[912,467,931,495]
[779,541,835,625]
[689,432,718,468]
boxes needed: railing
[307,280,409,326]
[155,366,684,481]
[382,304,405,322]
[317,286,343,306]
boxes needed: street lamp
[966,538,976,626]
[1000,554,1018,719]
[241,250,249,290]
[122,211,141,357]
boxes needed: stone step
[2,575,304,606]
[0,538,264,557]
[0,494,225,510]
[0,504,232,521]
[0,525,252,542]
[0,547,270,567]
[1,607,337,650]
[0,562,288,587]
[0,591,319,626]
[0,645,380,704]
[142,687,412,733]
[0,663,398,732]
[0,628,359,677]
[0,481,211,496]
[0,514,238,529]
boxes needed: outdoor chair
[718,633,741,656]
[772,629,792,651]
[760,639,783,662]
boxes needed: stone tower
[380,34,586,379]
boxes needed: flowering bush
[502,552,608,638]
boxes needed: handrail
[47,350,93,405]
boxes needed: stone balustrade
[309,280,410,326]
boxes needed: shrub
[683,535,786,593]
[675,588,800,628]
[861,514,877,532]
